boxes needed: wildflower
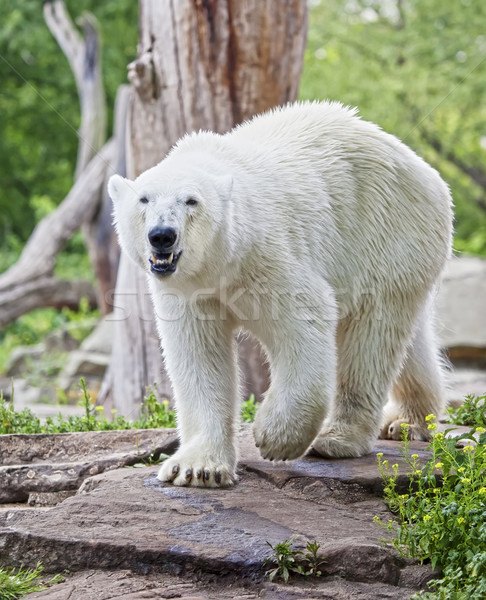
[414,470,422,476]
[434,432,444,439]
[400,494,409,499]
[95,406,104,413]
[478,487,486,495]
[111,409,117,415]
[476,427,485,434]
[433,488,441,494]
[392,464,398,470]
[377,452,383,458]
[462,445,474,453]
[411,454,419,460]
[423,514,432,521]
[457,467,465,473]
[460,478,471,484]
[427,423,437,431]
[425,414,435,422]
[163,400,170,406]
[457,517,465,525]
[435,462,443,469]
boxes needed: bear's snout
[148,226,178,252]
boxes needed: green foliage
[0,379,177,434]
[264,538,325,582]
[241,394,258,423]
[0,0,137,249]
[302,0,486,255]
[0,563,63,600]
[375,416,486,599]
[446,393,486,428]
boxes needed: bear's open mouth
[149,251,182,275]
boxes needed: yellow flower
[377,452,384,458]
[423,514,432,521]
[433,488,441,494]
[435,462,443,469]
[461,478,471,484]
[411,454,419,460]
[479,487,486,495]
[463,445,474,453]
[95,405,104,412]
[476,427,485,434]
[400,494,409,499]
[457,467,465,473]
[163,400,169,406]
[427,423,438,431]
[457,517,465,525]
[392,464,398,469]
[425,414,436,422]
[111,409,117,415]
[414,470,422,476]
[435,432,444,439]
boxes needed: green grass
[0,378,259,435]
[375,415,486,599]
[0,563,63,600]
[0,379,176,434]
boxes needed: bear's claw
[157,451,236,488]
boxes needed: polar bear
[109,101,453,488]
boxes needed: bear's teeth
[167,253,174,264]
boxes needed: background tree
[100,0,309,415]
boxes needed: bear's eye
[186,197,198,206]
[140,196,149,204]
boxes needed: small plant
[375,415,486,599]
[0,563,63,600]
[264,538,325,582]
[446,393,486,428]
[241,394,258,423]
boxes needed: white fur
[109,101,453,487]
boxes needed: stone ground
[1,426,464,600]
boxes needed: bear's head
[108,155,232,283]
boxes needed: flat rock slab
[0,429,178,503]
[0,429,437,596]
[25,567,428,600]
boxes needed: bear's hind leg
[381,303,446,441]
[313,296,419,458]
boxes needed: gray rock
[5,344,46,377]
[25,569,421,599]
[437,256,486,363]
[0,429,178,502]
[27,491,76,507]
[80,316,114,355]
[61,351,110,379]
[0,428,432,596]
[44,329,79,352]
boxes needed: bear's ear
[108,174,131,202]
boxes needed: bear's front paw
[157,448,236,488]
[253,408,319,461]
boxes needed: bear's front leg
[155,303,238,488]
[253,314,337,461]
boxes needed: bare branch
[0,278,97,330]
[0,140,115,293]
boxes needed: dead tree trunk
[44,0,119,314]
[101,0,308,415]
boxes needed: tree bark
[103,0,308,415]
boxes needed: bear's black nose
[148,226,177,251]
